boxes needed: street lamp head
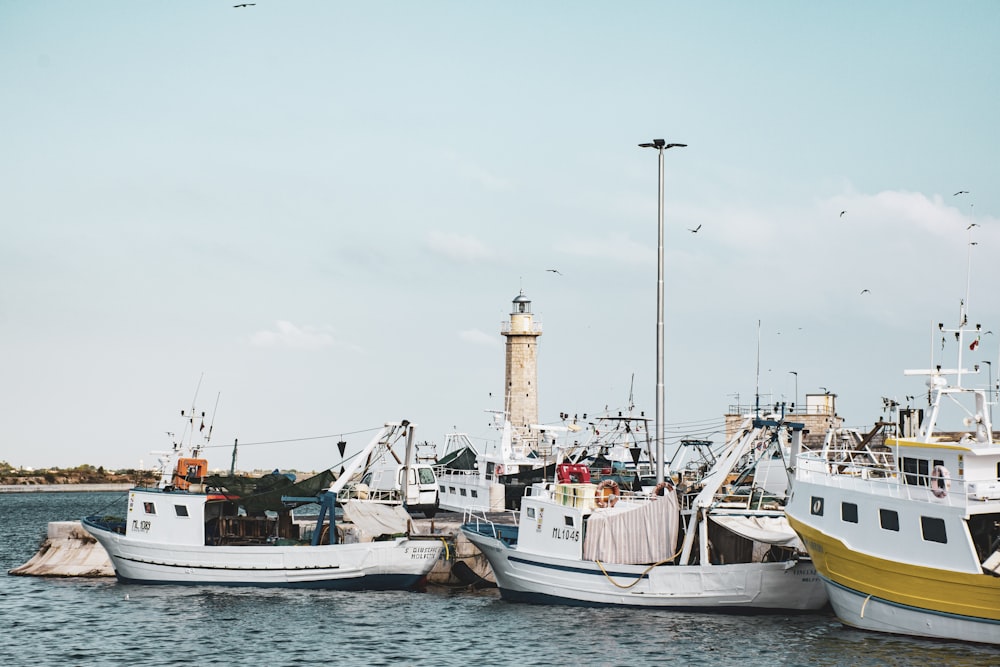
[638,139,687,150]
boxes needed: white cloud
[249,321,336,350]
[459,328,501,347]
[426,230,495,262]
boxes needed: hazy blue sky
[2,2,999,471]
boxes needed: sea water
[2,492,997,667]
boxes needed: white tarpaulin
[708,514,804,549]
[342,501,411,540]
[582,494,679,564]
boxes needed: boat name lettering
[405,546,440,560]
[803,539,824,554]
[131,520,151,533]
[552,527,580,542]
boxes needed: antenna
[956,229,979,388]
[755,320,761,418]
[965,226,977,319]
[206,392,221,444]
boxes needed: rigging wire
[201,425,382,450]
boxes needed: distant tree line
[0,461,157,485]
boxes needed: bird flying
[839,210,846,217]
[968,223,980,230]
[860,289,871,294]
[546,269,563,275]
[688,224,702,233]
[954,190,970,196]
[234,3,256,7]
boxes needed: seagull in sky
[688,224,702,233]
[546,269,563,275]
[839,210,846,217]
[968,223,980,230]
[954,190,969,196]
[860,289,871,294]
[233,3,256,7]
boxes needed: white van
[360,463,439,518]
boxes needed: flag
[971,337,980,351]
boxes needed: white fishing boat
[786,298,1000,643]
[461,416,828,610]
[83,417,444,589]
[436,391,655,514]
[435,411,564,513]
[553,399,657,494]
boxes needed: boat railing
[709,485,786,512]
[344,487,404,504]
[527,480,659,510]
[434,467,482,479]
[435,466,510,486]
[462,508,519,545]
[797,447,1000,509]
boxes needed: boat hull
[787,514,1000,644]
[83,519,443,589]
[823,575,1000,644]
[463,527,828,610]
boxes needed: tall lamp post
[789,371,798,414]
[639,138,686,483]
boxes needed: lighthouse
[502,290,542,441]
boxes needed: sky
[2,2,1000,472]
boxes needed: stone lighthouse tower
[502,290,542,438]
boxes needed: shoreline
[0,483,133,494]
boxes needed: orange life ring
[595,480,620,508]
[652,481,674,498]
[930,465,951,498]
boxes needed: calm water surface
[2,492,998,666]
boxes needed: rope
[88,491,130,519]
[594,544,685,589]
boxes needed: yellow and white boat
[786,308,1000,644]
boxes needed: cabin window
[526,507,536,519]
[418,468,435,484]
[841,502,858,523]
[471,490,478,498]
[449,487,456,494]
[460,488,467,496]
[143,502,156,515]
[921,516,947,543]
[879,508,899,531]
[174,505,189,517]
[564,516,574,527]
[810,496,824,516]
[439,485,446,493]
[901,457,929,486]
